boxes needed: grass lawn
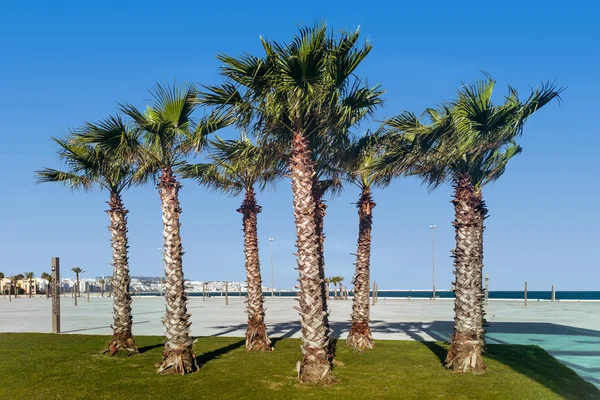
[0,333,597,399]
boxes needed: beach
[1,296,599,387]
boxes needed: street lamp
[430,225,437,300]
[268,238,274,297]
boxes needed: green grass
[0,334,597,399]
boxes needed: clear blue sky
[1,0,598,290]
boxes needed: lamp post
[430,225,437,300]
[268,238,274,297]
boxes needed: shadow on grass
[486,344,600,399]
[195,339,246,367]
[420,341,447,365]
[138,342,163,354]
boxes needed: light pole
[430,225,437,300]
[268,238,274,297]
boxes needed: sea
[141,291,600,301]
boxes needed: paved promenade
[1,295,599,387]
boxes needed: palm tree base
[156,346,198,375]
[298,348,334,385]
[346,321,374,351]
[245,318,272,351]
[445,333,485,373]
[103,333,138,356]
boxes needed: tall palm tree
[25,272,35,298]
[41,272,52,299]
[37,118,141,355]
[343,134,392,351]
[181,135,283,351]
[378,77,562,372]
[71,267,84,306]
[113,83,231,374]
[201,24,383,383]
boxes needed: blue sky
[0,0,598,290]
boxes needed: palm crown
[344,132,394,191]
[113,83,233,176]
[202,24,384,149]
[378,77,563,188]
[180,135,283,195]
[36,116,139,195]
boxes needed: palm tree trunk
[156,166,197,374]
[445,176,486,372]
[347,187,376,351]
[291,133,333,384]
[474,190,488,330]
[312,184,331,337]
[74,275,78,306]
[237,187,272,351]
[103,192,138,355]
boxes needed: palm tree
[378,77,562,372]
[25,272,35,298]
[343,134,392,351]
[71,267,84,306]
[201,24,383,384]
[7,276,15,301]
[37,118,141,355]
[99,278,106,297]
[328,276,344,299]
[41,272,52,299]
[15,274,24,298]
[181,135,283,351]
[114,83,231,374]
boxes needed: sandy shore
[2,296,599,387]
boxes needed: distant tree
[71,267,84,306]
[99,278,106,297]
[25,272,35,298]
[329,276,344,299]
[15,274,24,297]
[41,272,52,299]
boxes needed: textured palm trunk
[312,184,331,338]
[156,167,197,374]
[237,187,272,351]
[291,133,333,384]
[103,192,138,355]
[347,187,376,351]
[474,189,488,333]
[445,176,486,372]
